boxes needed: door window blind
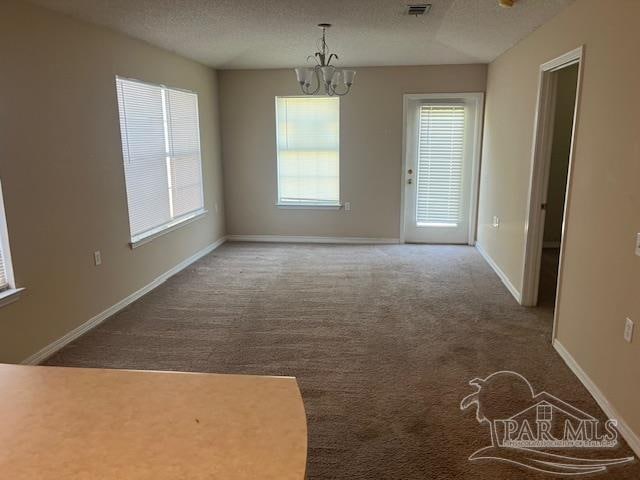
[116,77,204,243]
[276,97,340,205]
[0,238,8,291]
[416,105,466,226]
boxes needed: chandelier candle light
[294,24,356,96]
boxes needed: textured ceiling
[27,0,574,69]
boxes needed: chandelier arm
[311,67,322,95]
[329,83,351,97]
[298,66,323,95]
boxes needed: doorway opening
[521,47,583,337]
[538,63,578,309]
[401,93,484,244]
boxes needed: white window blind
[276,97,340,205]
[416,104,466,226]
[116,77,204,243]
[0,236,9,291]
[0,180,15,292]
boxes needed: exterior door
[403,94,483,244]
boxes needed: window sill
[0,287,24,308]
[276,203,342,210]
[129,210,208,249]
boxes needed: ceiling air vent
[406,4,432,17]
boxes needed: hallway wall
[477,0,640,444]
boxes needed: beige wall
[477,0,640,437]
[0,0,225,363]
[219,65,487,238]
[543,64,578,244]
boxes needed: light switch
[635,233,640,257]
[93,251,102,266]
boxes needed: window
[275,97,340,206]
[416,104,466,226]
[116,77,205,246]
[0,180,22,306]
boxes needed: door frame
[520,47,584,341]
[399,92,485,244]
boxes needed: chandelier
[294,24,356,97]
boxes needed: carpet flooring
[45,243,638,479]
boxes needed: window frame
[115,76,207,248]
[400,92,484,245]
[274,95,342,209]
[0,180,24,307]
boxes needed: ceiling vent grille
[406,4,432,16]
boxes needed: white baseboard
[227,235,400,245]
[22,236,227,365]
[543,241,561,248]
[475,243,522,303]
[553,339,640,457]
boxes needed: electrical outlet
[635,233,640,257]
[624,318,634,343]
[344,202,351,212]
[93,250,102,266]
[492,216,500,228]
